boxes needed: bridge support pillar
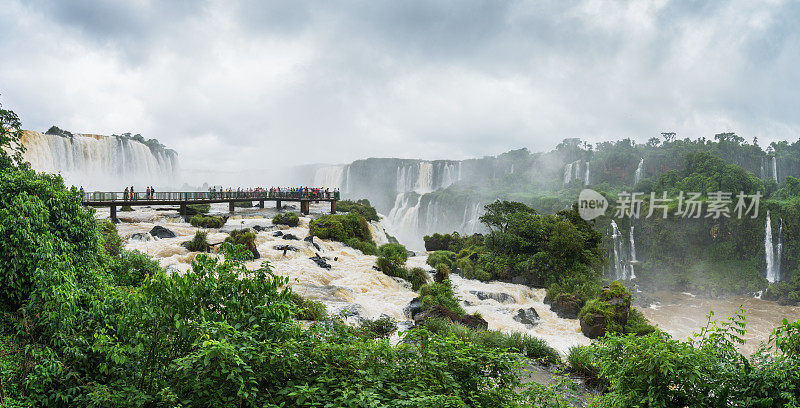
[301,201,310,215]
[110,205,118,223]
[276,200,282,209]
[258,200,264,208]
[330,200,337,214]
[229,201,235,213]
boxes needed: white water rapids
[97,203,588,354]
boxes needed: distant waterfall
[313,165,345,188]
[629,225,637,280]
[765,211,780,283]
[563,162,573,184]
[610,220,635,280]
[772,156,778,183]
[462,202,483,235]
[634,158,644,184]
[22,130,178,189]
[386,193,424,250]
[584,162,590,185]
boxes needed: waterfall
[634,158,644,184]
[610,221,624,280]
[344,165,351,194]
[437,162,459,190]
[313,165,345,188]
[772,156,778,183]
[629,225,637,280]
[385,193,424,250]
[563,162,573,184]
[584,161,590,185]
[22,130,179,189]
[462,202,483,234]
[776,217,783,281]
[415,162,434,193]
[765,211,779,283]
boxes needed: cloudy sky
[1,0,799,175]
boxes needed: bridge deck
[81,191,339,219]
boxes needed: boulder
[150,225,176,239]
[283,233,299,240]
[403,297,422,319]
[461,314,489,330]
[304,235,314,243]
[309,256,331,269]
[273,244,298,252]
[406,250,416,257]
[550,294,582,319]
[251,248,261,260]
[469,290,514,304]
[578,283,632,339]
[513,307,540,327]
[413,305,462,327]
[273,231,284,237]
[130,232,153,241]
[580,313,607,339]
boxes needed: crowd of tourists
[207,186,339,199]
[122,186,157,200]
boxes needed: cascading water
[764,211,783,283]
[584,162,590,185]
[628,225,637,280]
[462,202,483,235]
[633,158,644,184]
[22,130,179,189]
[415,162,434,193]
[386,193,424,250]
[609,220,635,280]
[563,162,573,184]
[313,165,345,189]
[772,156,778,183]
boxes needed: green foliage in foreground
[426,250,456,269]
[190,214,226,228]
[109,249,163,287]
[290,293,328,321]
[569,311,800,408]
[336,199,379,222]
[99,220,124,256]
[272,211,299,227]
[344,237,378,255]
[423,318,560,365]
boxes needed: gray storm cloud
[0,0,798,183]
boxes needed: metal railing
[81,190,340,202]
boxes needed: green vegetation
[424,231,484,252]
[233,200,253,208]
[358,316,398,339]
[223,228,259,259]
[185,203,210,215]
[409,266,430,291]
[109,249,163,287]
[336,198,379,221]
[310,212,379,255]
[763,272,800,305]
[423,318,560,364]
[190,213,226,228]
[186,230,210,252]
[272,211,299,227]
[578,282,632,335]
[120,205,133,211]
[585,311,800,407]
[426,250,456,269]
[99,220,124,256]
[376,243,409,279]
[419,280,465,317]
[290,293,328,321]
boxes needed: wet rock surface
[149,225,176,239]
[513,307,541,327]
[469,290,514,304]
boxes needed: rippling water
[638,291,800,355]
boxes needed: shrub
[109,250,163,287]
[625,308,657,335]
[99,220,124,257]
[410,267,430,291]
[426,250,456,269]
[223,229,259,259]
[423,318,560,364]
[233,201,253,208]
[377,256,409,280]
[272,212,299,227]
[345,237,378,255]
[419,280,465,317]
[434,263,451,283]
[336,199,379,222]
[566,346,601,384]
[186,231,210,252]
[185,203,210,215]
[309,212,372,243]
[379,243,409,264]
[360,316,398,339]
[376,243,410,281]
[290,293,327,321]
[190,214,225,228]
[120,205,133,211]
